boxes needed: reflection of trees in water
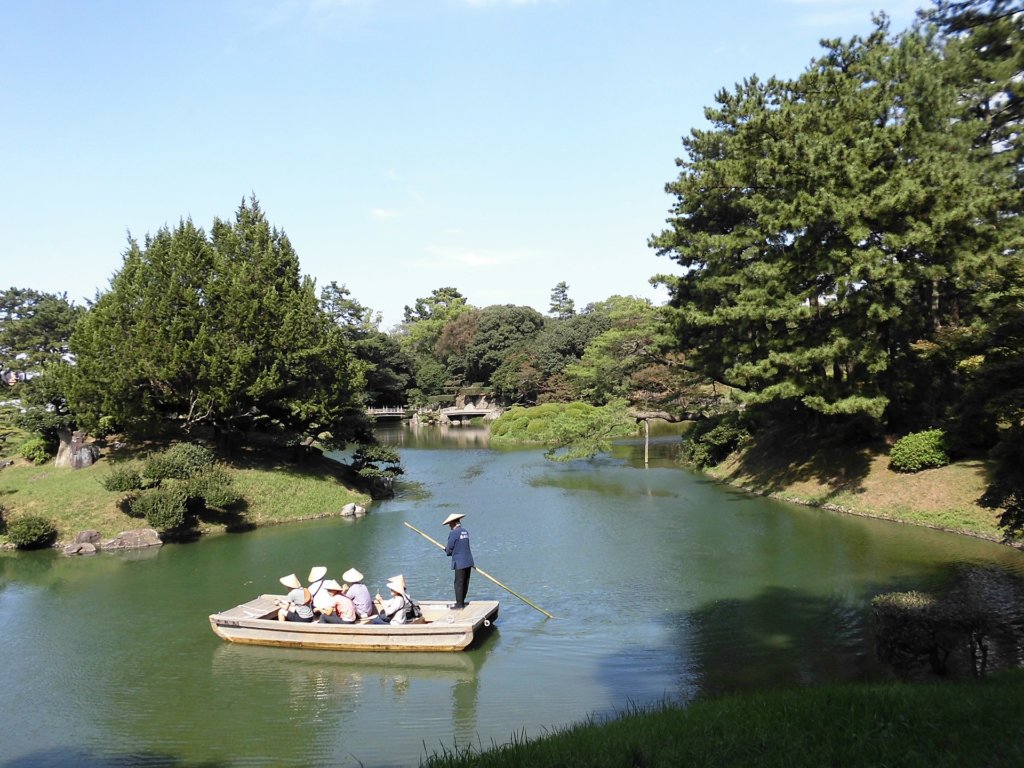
[680,587,887,697]
[874,565,1024,680]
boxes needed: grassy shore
[423,672,1024,767]
[0,445,369,547]
[706,429,1009,542]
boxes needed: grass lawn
[708,430,1007,541]
[423,672,1024,768]
[0,446,369,547]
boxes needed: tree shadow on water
[596,567,1024,711]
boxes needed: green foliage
[6,514,58,549]
[350,444,404,481]
[183,465,240,509]
[67,198,365,450]
[491,401,635,461]
[18,434,51,465]
[984,425,1024,536]
[399,287,473,398]
[464,304,546,385]
[100,465,145,493]
[320,281,413,407]
[651,19,1022,431]
[681,416,751,469]
[0,288,85,378]
[548,281,575,319]
[889,429,949,473]
[143,442,214,481]
[130,485,188,531]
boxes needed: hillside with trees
[1,1,1020,545]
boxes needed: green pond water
[2,424,1023,767]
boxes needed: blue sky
[2,0,923,330]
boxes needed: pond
[2,424,1022,767]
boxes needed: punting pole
[403,521,555,619]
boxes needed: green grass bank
[0,446,369,547]
[706,431,1009,542]
[423,672,1024,768]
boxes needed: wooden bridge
[365,406,412,420]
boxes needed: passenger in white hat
[341,567,376,619]
[276,573,314,622]
[318,579,357,624]
[371,575,413,625]
[307,565,331,614]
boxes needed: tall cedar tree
[69,199,366,448]
[652,19,1021,430]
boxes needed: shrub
[184,466,240,509]
[118,492,145,518]
[131,486,188,530]
[143,442,215,481]
[7,514,58,549]
[100,465,145,492]
[682,417,751,469]
[890,429,949,473]
[18,435,51,465]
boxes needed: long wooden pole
[403,521,555,619]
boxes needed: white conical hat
[442,512,465,526]
[322,579,343,591]
[308,565,327,582]
[342,567,363,583]
[279,573,301,589]
[386,574,407,595]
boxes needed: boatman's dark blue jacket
[445,524,475,570]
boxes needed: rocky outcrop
[63,542,98,556]
[340,502,367,518]
[101,528,163,550]
[54,430,100,469]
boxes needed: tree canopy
[652,17,1022,431]
[69,198,367,449]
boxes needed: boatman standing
[443,512,474,609]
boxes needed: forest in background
[1,0,1021,535]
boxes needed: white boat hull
[209,595,499,652]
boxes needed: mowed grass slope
[0,447,368,546]
[708,429,1006,541]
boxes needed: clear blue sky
[2,0,923,330]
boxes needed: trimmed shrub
[118,492,145,518]
[184,466,240,509]
[7,514,58,549]
[131,486,188,530]
[101,465,145,493]
[143,442,214,481]
[890,429,949,473]
[18,435,51,465]
[682,418,751,469]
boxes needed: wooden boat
[209,595,499,652]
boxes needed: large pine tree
[652,18,1021,430]
[69,198,366,449]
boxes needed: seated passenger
[318,579,357,624]
[307,565,330,614]
[276,573,315,622]
[342,567,376,619]
[371,575,412,625]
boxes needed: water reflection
[3,424,1024,767]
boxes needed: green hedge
[143,442,214,481]
[7,514,58,549]
[889,429,949,473]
